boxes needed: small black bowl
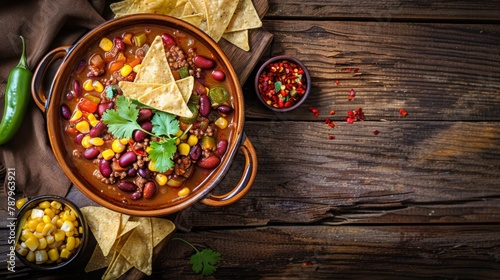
[254,55,311,112]
[15,195,88,271]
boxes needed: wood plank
[244,20,500,121]
[151,225,500,279]
[266,0,500,21]
[175,121,500,226]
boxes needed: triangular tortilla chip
[81,206,121,257]
[151,218,175,246]
[137,82,193,118]
[222,30,250,52]
[119,217,153,275]
[134,36,175,84]
[225,0,262,33]
[203,0,239,42]
[120,76,193,103]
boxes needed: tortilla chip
[222,30,250,52]
[119,217,153,275]
[110,0,134,17]
[203,0,239,42]
[151,218,175,246]
[180,13,205,27]
[102,252,134,280]
[137,82,193,118]
[119,81,164,100]
[134,36,175,84]
[225,0,262,33]
[85,245,113,273]
[81,206,121,257]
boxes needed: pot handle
[31,46,70,113]
[200,133,258,207]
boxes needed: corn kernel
[83,79,94,91]
[22,229,33,241]
[187,134,198,146]
[27,219,39,231]
[50,201,62,210]
[88,137,104,146]
[101,149,115,160]
[38,237,47,250]
[90,120,100,127]
[48,248,59,261]
[35,250,49,264]
[46,235,55,245]
[155,174,168,186]
[215,117,229,129]
[73,220,79,227]
[42,215,52,224]
[119,138,129,145]
[70,110,83,122]
[180,132,188,141]
[56,218,63,228]
[178,187,190,197]
[148,161,158,172]
[30,208,44,219]
[75,120,90,134]
[99,37,113,51]
[112,139,126,153]
[35,222,45,233]
[16,197,28,209]
[175,138,181,145]
[16,245,29,257]
[85,94,101,104]
[34,232,44,239]
[75,237,81,248]
[42,223,56,236]
[38,201,50,209]
[54,230,66,242]
[62,210,76,221]
[120,64,133,77]
[60,248,72,259]
[178,143,190,156]
[87,113,97,123]
[92,80,104,92]
[132,64,141,73]
[174,130,183,137]
[81,135,92,149]
[61,220,75,233]
[25,236,40,251]
[44,208,55,219]
[26,251,35,262]
[66,236,76,251]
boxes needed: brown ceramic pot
[31,15,257,216]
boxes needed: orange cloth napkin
[0,0,106,199]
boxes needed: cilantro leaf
[151,111,180,138]
[148,139,176,173]
[102,96,142,139]
[190,248,221,276]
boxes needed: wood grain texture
[266,0,500,21]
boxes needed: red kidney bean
[99,159,112,177]
[133,129,147,142]
[98,102,114,117]
[83,146,100,159]
[74,133,85,145]
[130,190,142,200]
[197,155,221,169]
[114,37,125,51]
[161,33,176,46]
[217,105,232,115]
[65,91,75,101]
[89,121,107,137]
[199,95,211,116]
[141,121,153,132]
[127,167,137,177]
[137,108,153,122]
[73,80,82,97]
[217,140,228,156]
[189,144,202,160]
[211,70,225,81]
[194,55,215,69]
[138,167,150,178]
[61,104,71,120]
[143,181,157,199]
[119,151,137,167]
[118,181,138,192]
[75,59,86,74]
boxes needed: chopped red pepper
[399,108,408,116]
[329,135,335,140]
[373,130,379,135]
[308,107,319,117]
[329,110,335,115]
[257,59,308,109]
[348,88,356,101]
[78,98,98,113]
[335,80,340,85]
[344,108,365,124]
[128,140,147,156]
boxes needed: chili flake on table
[257,60,307,109]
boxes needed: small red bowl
[254,55,311,112]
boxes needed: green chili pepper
[0,36,32,145]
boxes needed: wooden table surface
[2,0,500,279]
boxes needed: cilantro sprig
[173,238,221,276]
[102,95,187,172]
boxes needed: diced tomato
[78,98,98,113]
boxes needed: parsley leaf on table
[173,238,222,277]
[102,96,142,139]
